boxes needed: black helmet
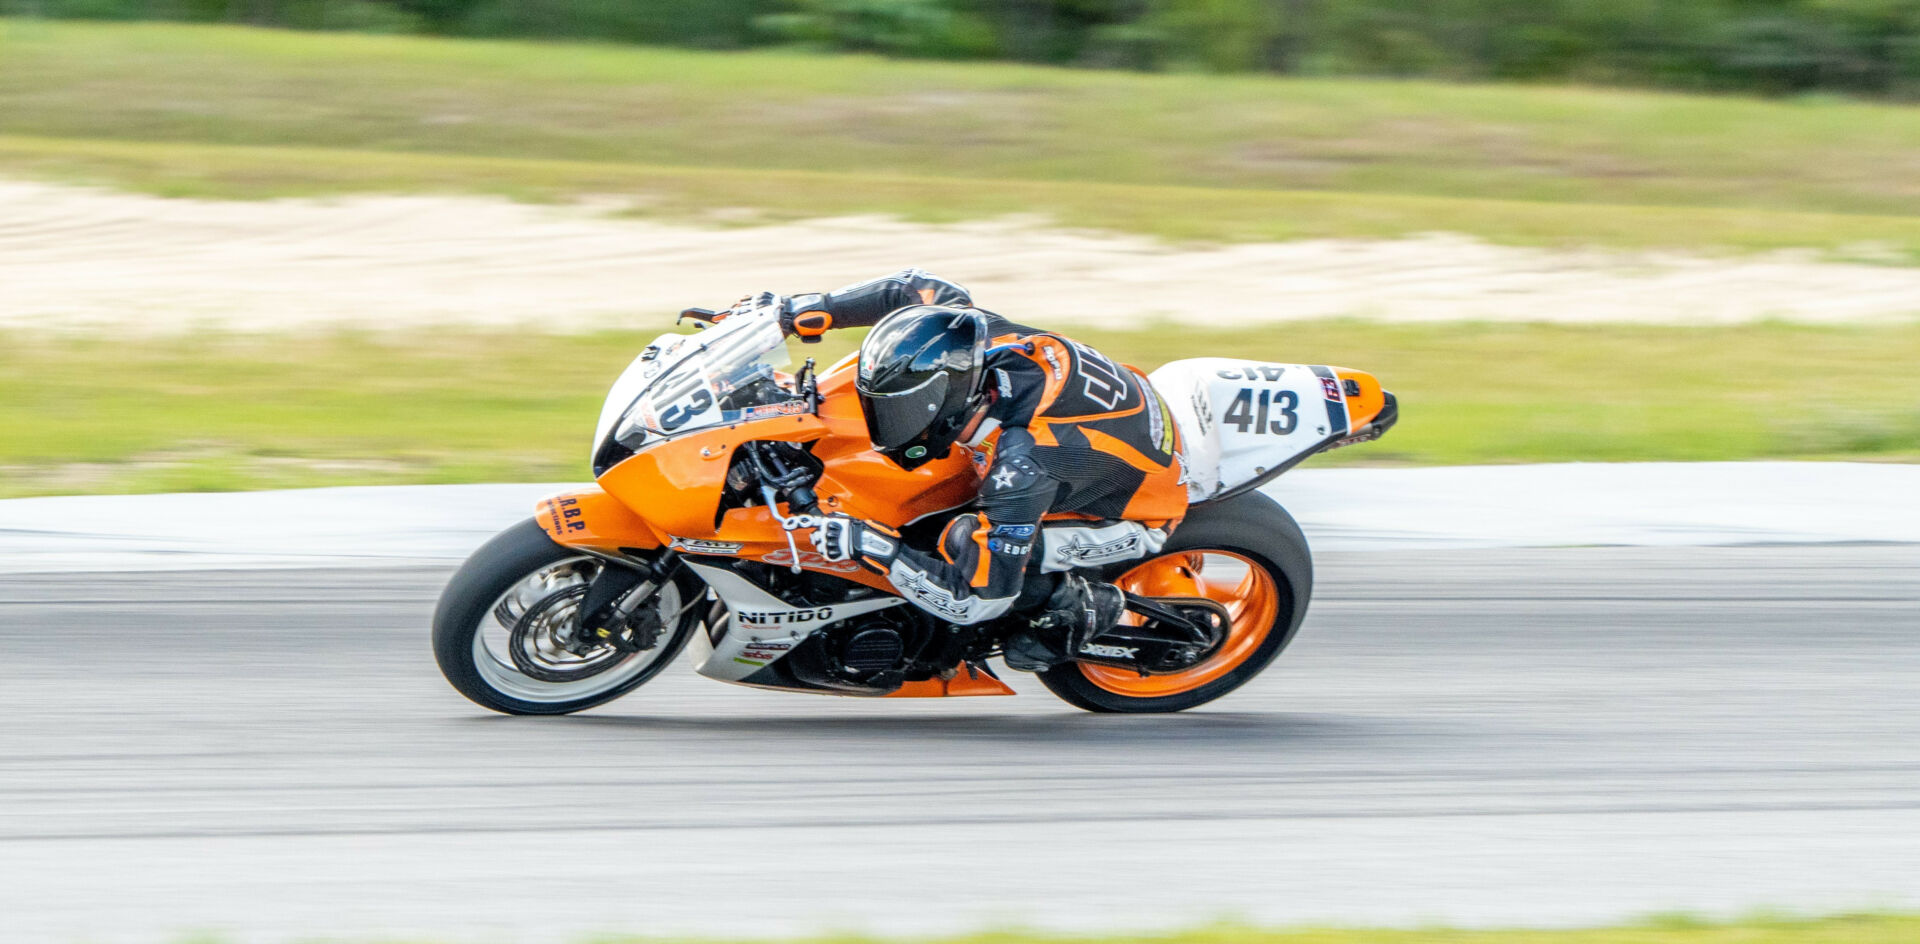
[856,305,989,469]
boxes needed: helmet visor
[860,371,950,450]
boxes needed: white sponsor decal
[669,537,743,555]
[1146,392,1170,452]
[886,562,1012,624]
[1042,345,1065,380]
[1053,532,1142,565]
[738,401,810,421]
[1039,522,1166,573]
[858,530,897,558]
[763,546,864,574]
[1080,642,1139,659]
[736,607,836,629]
[1190,386,1213,433]
[738,640,793,663]
[889,565,973,620]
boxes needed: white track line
[1,463,1914,574]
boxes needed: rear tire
[432,518,698,715]
[1036,492,1312,713]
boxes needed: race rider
[709,269,1189,670]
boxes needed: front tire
[432,518,699,715]
[1037,492,1313,713]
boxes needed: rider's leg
[1001,572,1125,671]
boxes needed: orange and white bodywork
[533,311,1392,698]
[1147,358,1396,502]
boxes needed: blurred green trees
[758,0,998,56]
[7,0,1920,97]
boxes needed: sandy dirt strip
[4,179,1919,332]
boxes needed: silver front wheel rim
[469,556,684,705]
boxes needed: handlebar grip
[787,485,819,516]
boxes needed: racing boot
[1001,575,1126,672]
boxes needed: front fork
[575,551,684,653]
[535,485,683,652]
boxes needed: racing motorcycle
[432,305,1396,713]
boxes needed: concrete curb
[1,462,1915,574]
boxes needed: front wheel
[432,518,700,715]
[1037,492,1313,713]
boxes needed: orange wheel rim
[1081,550,1281,697]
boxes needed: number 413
[1223,387,1298,435]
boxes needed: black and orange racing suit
[789,269,1189,625]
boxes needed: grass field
[3,21,1916,496]
[6,21,1920,256]
[5,320,1916,498]
[740,918,1920,944]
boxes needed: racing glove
[781,293,833,343]
[678,291,791,328]
[727,291,782,320]
[809,514,899,571]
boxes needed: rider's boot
[1001,575,1126,672]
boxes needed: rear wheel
[432,518,700,715]
[1037,492,1312,713]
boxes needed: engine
[695,547,989,697]
[784,607,947,695]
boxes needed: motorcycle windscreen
[593,314,798,471]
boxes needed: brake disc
[507,584,624,683]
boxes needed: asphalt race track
[2,546,1917,942]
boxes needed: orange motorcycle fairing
[536,487,663,556]
[886,663,1017,697]
[1333,367,1389,430]
[597,413,832,539]
[597,406,981,541]
[590,387,980,589]
[809,362,983,526]
[702,503,901,593]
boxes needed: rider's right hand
[809,514,858,562]
[808,513,898,568]
[708,291,833,343]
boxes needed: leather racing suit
[781,269,1190,630]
